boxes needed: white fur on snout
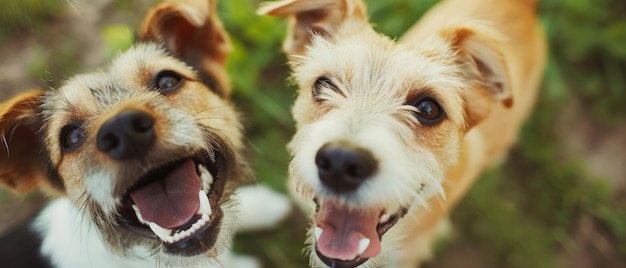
[156,106,206,151]
[290,107,444,211]
[85,170,118,215]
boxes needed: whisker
[193,106,228,116]
[195,117,227,121]
[1,130,9,156]
[64,0,82,18]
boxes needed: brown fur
[260,0,546,267]
[0,0,251,266]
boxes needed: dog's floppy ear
[258,0,368,57]
[441,26,513,128]
[0,91,47,194]
[140,0,231,93]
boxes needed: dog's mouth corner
[116,151,227,256]
[312,198,408,267]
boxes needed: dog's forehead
[295,33,466,123]
[108,43,197,83]
[298,33,463,96]
[47,43,199,110]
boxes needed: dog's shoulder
[0,216,52,268]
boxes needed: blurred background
[0,0,624,267]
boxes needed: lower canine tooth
[149,222,173,242]
[358,238,370,255]
[198,190,212,216]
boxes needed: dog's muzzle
[311,140,410,267]
[97,109,230,256]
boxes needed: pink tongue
[130,159,201,229]
[315,201,381,261]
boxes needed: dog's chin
[311,197,408,268]
[115,150,229,256]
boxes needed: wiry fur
[259,0,546,267]
[0,0,291,267]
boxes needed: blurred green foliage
[102,24,134,60]
[220,0,296,192]
[541,0,626,124]
[0,0,61,41]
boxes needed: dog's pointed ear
[0,91,47,194]
[140,0,231,92]
[258,0,368,57]
[441,26,513,128]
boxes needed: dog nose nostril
[99,133,120,152]
[97,110,156,160]
[132,116,154,133]
[315,141,377,193]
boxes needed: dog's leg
[235,184,292,232]
[229,185,291,268]
[228,253,262,268]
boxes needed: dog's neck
[442,129,487,208]
[34,198,155,268]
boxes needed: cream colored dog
[259,0,546,267]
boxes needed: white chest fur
[34,199,156,268]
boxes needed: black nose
[315,141,377,193]
[97,110,155,160]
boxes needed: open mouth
[116,152,227,256]
[313,198,408,268]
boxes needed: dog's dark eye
[152,70,184,93]
[313,76,340,101]
[60,125,84,150]
[409,96,445,125]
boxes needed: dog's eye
[409,96,445,125]
[313,76,339,101]
[60,125,84,150]
[152,70,184,93]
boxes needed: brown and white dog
[259,0,546,267]
[0,0,289,267]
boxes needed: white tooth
[173,233,181,242]
[357,238,370,255]
[149,222,173,242]
[132,204,147,224]
[379,213,390,224]
[198,190,212,215]
[198,164,213,191]
[315,227,323,241]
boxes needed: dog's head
[0,0,248,264]
[260,0,512,266]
